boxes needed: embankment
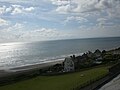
[74,63,120,90]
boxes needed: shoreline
[0,53,82,71]
[0,60,63,78]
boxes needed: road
[99,74,120,90]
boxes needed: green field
[0,66,109,90]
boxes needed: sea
[0,37,120,70]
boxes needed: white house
[64,57,74,72]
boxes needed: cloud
[56,4,71,14]
[72,0,99,13]
[51,0,100,14]
[74,24,120,38]
[24,7,34,12]
[97,18,107,22]
[0,18,9,26]
[0,23,72,42]
[5,6,12,13]
[0,23,25,42]
[6,23,24,31]
[11,7,22,15]
[0,4,35,15]
[51,0,120,19]
[0,6,6,14]
[51,0,120,29]
[64,16,88,24]
[20,28,71,41]
[96,18,114,26]
[11,5,35,15]
[29,28,60,37]
[0,0,45,5]
[0,0,119,42]
[70,0,120,16]
[2,23,24,36]
[50,0,71,5]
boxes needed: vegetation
[40,47,120,73]
[0,66,109,90]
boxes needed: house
[86,51,93,58]
[94,49,102,58]
[93,61,102,65]
[64,57,74,72]
[113,50,120,55]
[94,57,103,65]
[96,57,103,61]
[82,53,88,60]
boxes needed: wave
[0,52,84,72]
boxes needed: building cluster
[43,47,120,73]
[63,48,120,72]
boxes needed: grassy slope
[0,66,109,90]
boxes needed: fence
[72,63,120,90]
[72,73,108,90]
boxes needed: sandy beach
[0,60,63,78]
[99,74,120,90]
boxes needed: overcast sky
[0,0,120,42]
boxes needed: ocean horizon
[0,37,120,70]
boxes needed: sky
[0,0,120,42]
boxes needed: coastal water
[0,37,120,70]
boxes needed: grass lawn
[0,66,109,90]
